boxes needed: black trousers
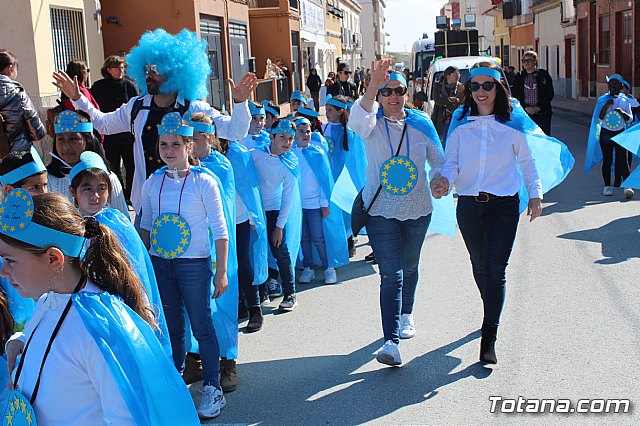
[530,113,552,136]
[103,133,135,202]
[599,128,630,187]
[237,220,259,307]
[456,194,520,327]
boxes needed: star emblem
[410,174,417,180]
[25,209,33,218]
[393,187,399,193]
[401,187,407,194]
[390,159,396,165]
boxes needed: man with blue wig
[53,28,257,216]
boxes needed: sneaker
[220,359,238,392]
[267,278,283,298]
[299,267,315,284]
[399,313,416,339]
[259,286,271,306]
[279,293,297,311]
[375,340,402,366]
[197,385,226,419]
[603,186,614,196]
[324,268,337,284]
[624,188,634,199]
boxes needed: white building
[457,0,495,54]
[337,0,362,71]
[300,0,329,82]
[357,0,386,67]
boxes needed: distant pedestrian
[513,51,554,135]
[431,66,465,143]
[61,59,100,113]
[306,68,322,112]
[328,64,357,98]
[358,68,366,94]
[354,67,361,95]
[0,49,45,153]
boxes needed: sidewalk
[552,96,597,118]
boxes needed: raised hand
[52,70,81,101]
[369,59,392,90]
[229,72,258,103]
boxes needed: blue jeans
[456,194,520,327]
[151,256,220,387]
[367,214,431,343]
[301,208,328,269]
[265,210,295,294]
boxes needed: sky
[384,0,448,53]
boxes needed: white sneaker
[197,385,226,419]
[375,340,402,366]
[299,267,315,283]
[399,313,416,339]
[624,188,634,199]
[324,268,337,284]
[603,186,614,196]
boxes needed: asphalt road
[197,109,640,425]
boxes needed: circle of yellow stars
[151,213,191,259]
[55,110,80,132]
[160,112,182,134]
[0,189,33,235]
[379,156,418,195]
[4,391,34,425]
[604,110,623,130]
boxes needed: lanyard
[384,119,410,158]
[158,169,190,216]
[13,275,86,405]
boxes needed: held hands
[430,176,450,199]
[212,271,228,299]
[230,72,258,103]
[527,198,542,222]
[321,207,330,218]
[6,339,25,389]
[271,226,283,248]
[52,70,81,101]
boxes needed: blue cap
[380,71,407,90]
[325,95,348,110]
[290,91,307,104]
[606,74,625,84]
[622,80,631,90]
[0,147,46,186]
[469,66,502,81]
[158,112,194,137]
[249,102,266,117]
[0,189,86,257]
[191,120,216,135]
[297,107,319,118]
[54,110,93,134]
[271,120,296,136]
[261,100,279,118]
[294,117,311,127]
[69,151,109,183]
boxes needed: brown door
[616,10,633,82]
[578,18,588,96]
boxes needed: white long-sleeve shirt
[348,98,444,220]
[251,148,296,228]
[441,115,542,199]
[293,146,328,209]
[72,94,251,214]
[141,170,228,258]
[13,281,135,426]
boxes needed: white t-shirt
[250,148,296,228]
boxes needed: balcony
[249,0,280,7]
[503,0,533,26]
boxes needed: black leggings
[599,128,630,187]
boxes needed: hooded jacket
[0,74,45,149]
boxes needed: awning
[316,42,336,51]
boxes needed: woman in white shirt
[349,60,445,367]
[431,61,543,365]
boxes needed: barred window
[50,7,87,72]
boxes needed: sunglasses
[379,87,408,97]
[341,70,352,75]
[144,64,159,76]
[522,58,536,63]
[469,81,496,93]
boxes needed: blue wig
[126,28,211,101]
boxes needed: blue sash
[612,123,640,188]
[585,94,615,172]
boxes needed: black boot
[238,301,249,322]
[480,324,498,364]
[246,306,264,332]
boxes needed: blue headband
[346,102,354,111]
[606,74,624,84]
[380,72,407,90]
[54,110,93,134]
[271,120,296,136]
[290,91,307,104]
[294,117,311,127]
[325,95,348,110]
[297,107,318,118]
[249,103,266,117]
[191,121,216,135]
[0,189,85,257]
[0,147,46,186]
[69,151,109,183]
[158,112,194,137]
[469,67,501,81]
[261,101,279,118]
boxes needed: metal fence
[275,76,290,105]
[50,7,87,73]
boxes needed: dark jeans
[103,134,135,202]
[456,194,520,327]
[266,210,295,294]
[530,113,552,136]
[151,256,220,387]
[599,128,630,187]
[311,91,320,112]
[301,208,328,269]
[237,220,259,307]
[367,214,431,343]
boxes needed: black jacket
[328,80,357,99]
[306,74,323,93]
[91,77,138,113]
[513,69,554,115]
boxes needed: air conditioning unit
[352,33,360,46]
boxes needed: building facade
[300,0,329,84]
[337,0,362,71]
[324,1,343,79]
[357,0,385,67]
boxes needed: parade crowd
[0,26,636,424]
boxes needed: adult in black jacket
[91,55,138,203]
[328,63,358,98]
[306,68,323,112]
[513,51,554,135]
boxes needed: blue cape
[296,145,350,268]
[310,131,329,153]
[448,100,575,213]
[585,94,615,172]
[226,142,269,284]
[612,125,640,188]
[73,292,199,425]
[94,207,171,357]
[374,108,457,236]
[0,259,35,331]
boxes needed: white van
[423,56,509,115]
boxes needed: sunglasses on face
[469,81,496,93]
[341,70,352,75]
[144,64,159,76]
[379,87,408,97]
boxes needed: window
[503,45,510,67]
[598,14,610,65]
[623,11,632,44]
[50,7,87,73]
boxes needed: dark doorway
[200,16,226,109]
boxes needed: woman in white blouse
[349,59,444,366]
[431,61,543,365]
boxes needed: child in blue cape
[139,112,230,419]
[290,90,307,113]
[1,192,199,425]
[240,102,271,150]
[262,100,280,129]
